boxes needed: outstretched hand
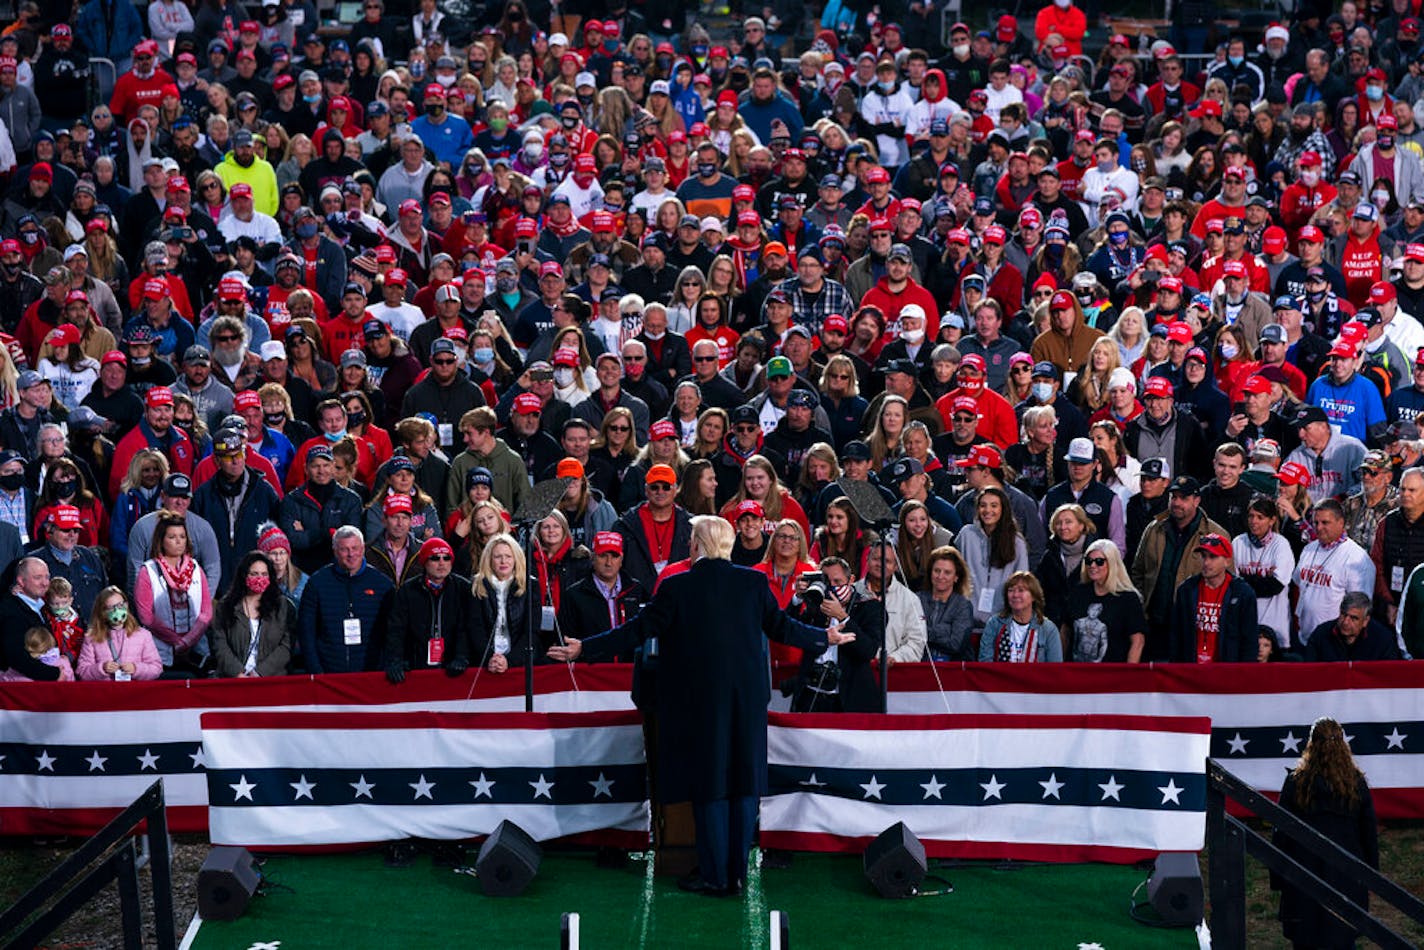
[826,622,856,646]
[548,639,583,662]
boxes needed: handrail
[0,780,176,950]
[1205,757,1424,949]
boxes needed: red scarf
[722,430,764,466]
[158,555,196,607]
[548,215,583,238]
[533,536,573,610]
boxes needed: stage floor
[186,848,1200,948]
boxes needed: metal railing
[0,780,177,950]
[1206,758,1424,949]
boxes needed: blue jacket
[409,113,474,169]
[1307,373,1387,444]
[297,561,394,674]
[192,471,281,594]
[277,482,364,574]
[76,0,143,62]
[109,487,159,565]
[738,92,805,143]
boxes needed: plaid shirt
[774,276,854,336]
[1272,130,1337,180]
[0,488,28,543]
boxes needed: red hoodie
[860,275,940,337]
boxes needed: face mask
[489,116,508,132]
[0,472,21,491]
[878,80,895,93]
[698,161,718,178]
[1300,170,1320,186]
[1220,342,1239,359]
[54,480,77,499]
[522,144,540,162]
[346,410,366,428]
[578,92,594,105]
[1045,243,1065,263]
[409,61,426,79]
[1378,135,1394,150]
[553,367,575,386]
[265,411,286,427]
[246,573,271,593]
[496,276,517,293]
[131,354,152,367]
[1367,84,1384,101]
[1374,190,1391,208]
[1228,55,1244,67]
[643,328,665,340]
[1078,293,1094,307]
[425,103,444,117]
[1031,382,1054,402]
[0,261,18,277]
[901,326,924,344]
[324,428,346,442]
[473,346,494,363]
[1108,230,1128,246]
[603,39,617,53]
[51,603,72,619]
[560,114,579,129]
[550,151,569,167]
[692,44,708,59]
[435,73,456,88]
[1097,159,1114,173]
[106,604,127,625]
[1131,157,1148,172]
[953,43,970,57]
[296,222,318,239]
[959,377,984,395]
[303,92,322,104]
[20,231,39,245]
[1307,288,1327,304]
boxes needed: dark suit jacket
[578,558,827,803]
[0,592,54,680]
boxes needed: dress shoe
[677,870,729,896]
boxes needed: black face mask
[425,104,444,117]
[54,480,77,499]
[265,411,286,427]
[346,410,367,428]
[0,472,22,491]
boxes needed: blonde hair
[475,533,527,597]
[690,514,734,561]
[119,447,169,494]
[1078,538,1139,597]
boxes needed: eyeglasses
[1011,365,1031,374]
[607,424,631,432]
[694,355,718,362]
[623,355,646,362]
[826,372,851,380]
[432,358,457,366]
[426,553,452,561]
[212,334,240,343]
[1084,557,1108,567]
[733,424,760,434]
[953,414,977,423]
[647,482,673,491]
[201,182,220,190]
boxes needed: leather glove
[445,657,470,677]
[385,664,407,685]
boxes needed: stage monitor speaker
[1147,852,1203,925]
[863,822,926,898]
[476,821,543,897]
[197,846,260,921]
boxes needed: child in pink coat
[0,627,75,681]
[77,588,163,682]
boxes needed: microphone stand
[511,476,576,712]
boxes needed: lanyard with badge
[427,589,444,665]
[110,633,131,681]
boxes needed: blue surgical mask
[1109,230,1128,246]
[473,346,494,363]
[1228,55,1243,67]
[692,44,708,59]
[303,93,321,104]
[1367,84,1384,101]
[295,222,318,239]
[878,80,895,92]
[1031,382,1054,403]
[1097,159,1114,173]
[324,428,346,442]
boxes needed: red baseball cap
[956,444,1003,468]
[868,217,894,233]
[399,198,422,217]
[1277,461,1311,487]
[51,505,82,531]
[553,347,580,367]
[592,531,623,555]
[733,184,756,202]
[374,244,397,263]
[234,390,262,411]
[983,225,1006,245]
[142,277,169,300]
[996,14,1017,41]
[1143,376,1174,398]
[384,267,408,286]
[866,166,891,184]
[649,419,678,441]
[1329,340,1358,359]
[949,395,979,416]
[1222,260,1248,279]
[1241,375,1273,395]
[383,493,413,516]
[230,182,253,199]
[1049,290,1075,310]
[218,277,246,300]
[1195,533,1232,559]
[574,154,597,174]
[737,210,760,228]
[1167,322,1193,344]
[1189,100,1222,119]
[1378,113,1399,131]
[1158,276,1184,293]
[590,211,616,233]
[959,353,987,374]
[540,261,564,278]
[556,457,585,479]
[1298,225,1325,244]
[1370,281,1397,304]
[734,499,765,520]
[513,393,543,414]
[146,386,174,407]
[1263,226,1287,254]
[101,350,126,367]
[823,314,849,333]
[515,218,539,238]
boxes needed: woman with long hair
[1108,304,1147,368]
[83,220,128,298]
[1213,324,1255,398]
[1276,462,1316,554]
[110,449,167,560]
[209,551,294,677]
[256,522,306,609]
[531,509,591,614]
[1090,420,1140,505]
[35,458,107,547]
[1185,145,1221,204]
[76,587,162,681]
[756,520,818,663]
[720,455,810,538]
[809,495,876,573]
[623,421,691,509]
[1274,716,1378,950]
[977,571,1062,662]
[666,265,708,335]
[1233,494,1296,649]
[675,458,718,515]
[276,132,314,191]
[706,254,740,304]
[893,499,952,593]
[285,321,337,395]
[818,354,868,450]
[363,457,440,546]
[957,486,1029,628]
[471,532,538,672]
[865,395,908,471]
[1067,336,1122,414]
[134,511,213,675]
[1064,538,1146,662]
[920,546,975,661]
[447,496,508,578]
[1002,351,1034,404]
[1038,503,1096,631]
[590,406,640,499]
[690,405,726,459]
[37,327,101,411]
[555,460,618,545]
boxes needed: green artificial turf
[190,849,1200,949]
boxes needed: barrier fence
[1,661,1421,839]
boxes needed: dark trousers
[692,795,757,889]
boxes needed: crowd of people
[0,0,1418,710]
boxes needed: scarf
[722,430,764,466]
[993,618,1039,663]
[490,575,513,654]
[1058,535,1087,577]
[548,215,582,238]
[533,535,573,610]
[158,554,195,607]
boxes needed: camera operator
[788,557,883,712]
